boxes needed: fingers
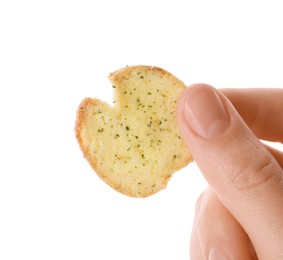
[190,194,203,260]
[265,144,283,168]
[177,84,283,259]
[191,188,255,260]
[221,88,283,143]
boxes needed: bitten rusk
[75,65,192,197]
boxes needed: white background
[1,1,283,259]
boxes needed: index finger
[221,88,283,143]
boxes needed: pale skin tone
[177,84,283,260]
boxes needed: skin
[177,85,283,260]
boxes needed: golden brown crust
[75,65,192,197]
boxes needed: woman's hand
[177,85,283,260]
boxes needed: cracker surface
[75,65,192,197]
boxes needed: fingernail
[183,84,230,139]
[209,247,229,260]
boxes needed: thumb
[177,84,283,259]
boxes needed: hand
[177,84,283,260]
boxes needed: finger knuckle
[229,149,280,193]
